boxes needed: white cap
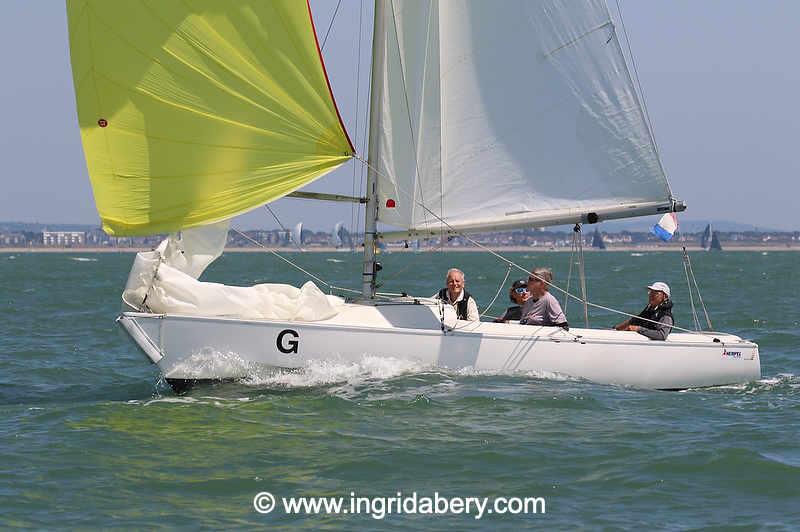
[647,282,670,298]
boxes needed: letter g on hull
[277,329,299,354]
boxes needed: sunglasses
[514,287,528,294]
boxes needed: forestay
[371,0,676,235]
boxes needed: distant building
[42,231,85,247]
[0,232,27,246]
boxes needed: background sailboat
[330,221,353,250]
[700,223,723,251]
[592,228,607,250]
[66,0,758,390]
[291,222,305,251]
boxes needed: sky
[1,1,798,232]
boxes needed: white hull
[117,299,760,390]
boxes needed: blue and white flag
[652,213,678,241]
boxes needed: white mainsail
[370,0,680,236]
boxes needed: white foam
[326,258,345,263]
[243,355,428,388]
[158,350,586,392]
[704,374,796,394]
[167,350,255,380]
[70,257,98,262]
[143,396,200,406]
[454,366,578,381]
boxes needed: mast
[361,0,386,299]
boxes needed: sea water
[1,250,798,529]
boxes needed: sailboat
[291,222,305,251]
[331,221,353,251]
[700,223,723,251]
[67,0,759,390]
[591,228,607,250]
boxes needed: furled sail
[67,0,354,236]
[370,0,680,236]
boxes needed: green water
[1,250,798,529]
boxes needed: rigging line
[683,249,702,331]
[433,3,443,253]
[230,227,360,297]
[350,0,364,240]
[612,0,668,181]
[480,264,513,319]
[575,225,590,328]
[564,230,577,314]
[357,74,371,236]
[320,0,343,51]
[387,0,433,236]
[544,20,613,57]
[684,249,713,330]
[263,204,305,254]
[354,0,373,240]
[377,242,433,284]
[376,257,417,286]
[352,154,708,335]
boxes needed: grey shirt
[637,314,673,340]
[519,291,567,326]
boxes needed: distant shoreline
[2,244,797,253]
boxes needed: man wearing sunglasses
[494,279,531,323]
[519,267,569,329]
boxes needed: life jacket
[630,299,674,329]
[438,288,474,320]
[501,305,522,322]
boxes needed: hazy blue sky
[1,1,798,232]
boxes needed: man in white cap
[614,281,673,340]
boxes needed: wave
[242,355,428,388]
[157,348,585,395]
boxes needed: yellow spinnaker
[67,0,354,235]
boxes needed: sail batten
[67,0,353,236]
[370,0,679,233]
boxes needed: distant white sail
[331,222,352,249]
[371,0,677,234]
[331,222,344,247]
[291,222,304,247]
